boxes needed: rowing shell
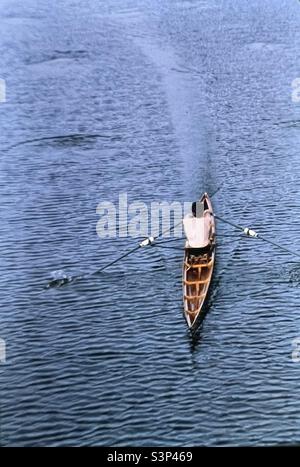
[182,193,216,330]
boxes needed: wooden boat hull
[182,193,215,330]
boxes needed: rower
[183,197,214,255]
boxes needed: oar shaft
[215,215,243,231]
[152,244,183,251]
[95,245,141,274]
[157,220,182,239]
[46,220,183,289]
[216,214,300,259]
[258,235,300,259]
[93,221,183,276]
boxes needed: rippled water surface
[1,0,300,446]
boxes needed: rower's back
[183,200,213,249]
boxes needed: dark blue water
[1,0,300,446]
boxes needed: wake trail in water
[2,133,118,152]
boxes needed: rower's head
[192,201,204,218]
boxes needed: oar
[215,215,300,259]
[46,220,183,289]
[46,186,223,289]
[91,218,184,274]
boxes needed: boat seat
[185,309,201,315]
[184,259,213,268]
[183,279,210,285]
[184,294,206,300]
[185,244,213,255]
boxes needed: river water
[1,0,300,446]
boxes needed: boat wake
[2,133,114,153]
